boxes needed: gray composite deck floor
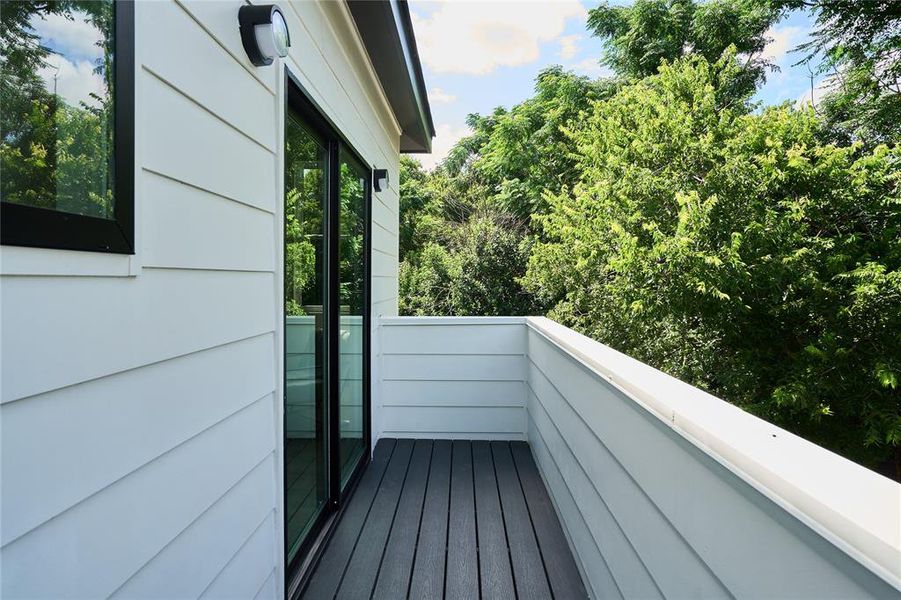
[301,438,587,600]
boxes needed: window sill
[0,245,139,278]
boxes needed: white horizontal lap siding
[525,317,901,599]
[0,2,285,598]
[378,318,529,440]
[0,396,276,599]
[1,0,403,597]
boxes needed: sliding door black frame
[284,68,372,598]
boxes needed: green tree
[780,0,901,145]
[587,0,785,98]
[465,68,616,222]
[524,53,901,476]
[399,242,458,316]
[398,156,443,261]
[399,212,538,317]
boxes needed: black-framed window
[0,0,134,254]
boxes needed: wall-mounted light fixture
[373,169,389,192]
[239,5,291,66]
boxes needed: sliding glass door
[337,151,368,488]
[284,110,329,566]
[284,74,371,584]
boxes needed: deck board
[472,440,516,599]
[371,440,433,599]
[302,438,396,599]
[445,439,479,600]
[407,440,451,599]
[302,439,586,600]
[511,441,587,600]
[336,439,415,600]
[492,441,553,600]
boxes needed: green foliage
[587,0,784,97]
[398,0,900,477]
[464,68,617,222]
[523,54,901,472]
[398,68,611,318]
[284,120,325,316]
[779,0,901,145]
[399,242,457,316]
[399,156,443,261]
[399,213,538,316]
[1,1,115,219]
[284,188,317,316]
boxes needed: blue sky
[29,9,106,108]
[409,1,822,169]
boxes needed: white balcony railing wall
[377,316,901,599]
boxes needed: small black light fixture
[373,169,389,192]
[239,4,291,67]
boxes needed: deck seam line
[471,441,483,600]
[333,440,398,599]
[369,441,418,599]
[510,441,556,599]
[490,442,519,600]
[404,441,435,599]
[442,441,454,600]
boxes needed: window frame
[0,0,135,254]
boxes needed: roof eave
[347,0,434,154]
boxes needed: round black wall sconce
[239,4,291,66]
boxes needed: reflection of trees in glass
[338,162,365,314]
[1,1,115,219]
[284,118,324,316]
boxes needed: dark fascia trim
[347,0,434,153]
[391,0,435,148]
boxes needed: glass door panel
[284,110,328,564]
[284,75,371,587]
[337,152,367,488]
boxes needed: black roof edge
[347,0,435,154]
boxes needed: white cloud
[763,26,804,64]
[430,87,458,104]
[413,123,472,171]
[559,34,582,60]
[30,11,104,61]
[37,56,106,108]
[412,1,587,75]
[567,56,612,78]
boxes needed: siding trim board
[378,316,901,597]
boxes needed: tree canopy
[587,0,785,97]
[780,0,901,145]
[525,54,900,469]
[400,0,900,476]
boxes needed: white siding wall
[376,317,901,599]
[0,1,401,598]
[378,317,528,439]
[525,318,900,600]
